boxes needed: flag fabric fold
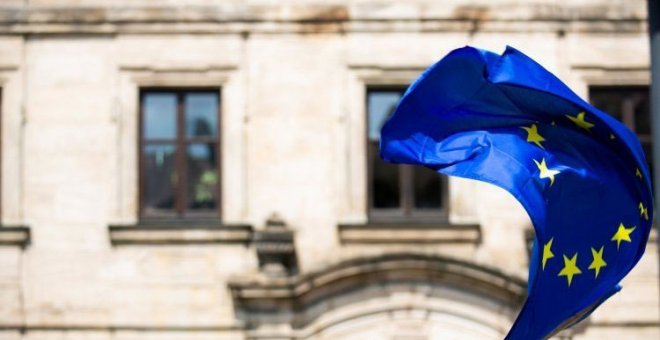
[379,46,653,339]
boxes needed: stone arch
[229,253,526,339]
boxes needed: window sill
[338,221,480,245]
[0,226,30,248]
[108,222,252,246]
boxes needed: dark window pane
[634,93,651,134]
[370,142,400,208]
[642,141,653,175]
[590,89,624,121]
[143,93,177,140]
[185,93,218,138]
[591,86,652,184]
[590,87,651,132]
[187,143,218,210]
[368,91,402,141]
[414,166,443,209]
[143,144,176,212]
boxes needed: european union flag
[379,46,654,339]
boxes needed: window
[589,86,652,177]
[140,88,221,219]
[367,87,448,221]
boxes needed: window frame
[138,87,222,221]
[365,86,449,223]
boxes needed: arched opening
[230,253,526,339]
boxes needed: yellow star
[558,253,582,286]
[588,246,607,278]
[533,158,560,186]
[636,168,642,179]
[542,238,554,270]
[639,202,649,221]
[566,111,594,131]
[611,223,636,250]
[521,124,546,148]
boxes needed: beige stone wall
[0,1,656,339]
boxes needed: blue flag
[379,46,654,339]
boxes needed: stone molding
[590,321,660,328]
[229,253,526,332]
[0,324,241,332]
[0,4,647,35]
[338,222,481,244]
[0,225,29,248]
[0,324,242,338]
[108,222,252,245]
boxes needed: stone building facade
[0,1,657,339]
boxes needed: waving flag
[379,46,654,339]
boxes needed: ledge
[0,324,241,332]
[108,222,252,246]
[0,226,30,248]
[338,222,481,244]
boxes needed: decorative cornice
[254,214,298,276]
[0,4,647,35]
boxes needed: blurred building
[0,1,657,339]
